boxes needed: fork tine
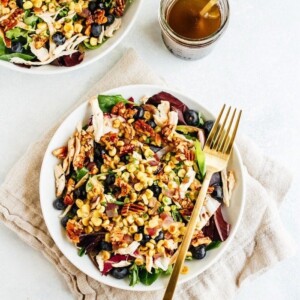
[205,104,225,149]
[218,108,236,153]
[224,110,242,155]
[212,106,231,150]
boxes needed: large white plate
[40,84,245,291]
[0,0,142,75]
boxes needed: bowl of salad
[0,0,141,74]
[40,84,245,291]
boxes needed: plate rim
[39,83,246,291]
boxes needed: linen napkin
[0,49,295,300]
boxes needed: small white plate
[0,0,142,75]
[40,84,245,291]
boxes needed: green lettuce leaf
[139,268,162,286]
[195,139,206,178]
[0,53,34,62]
[97,94,131,113]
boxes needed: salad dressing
[167,0,221,39]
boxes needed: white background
[0,0,299,299]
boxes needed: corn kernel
[33,0,42,8]
[143,111,151,120]
[85,225,93,234]
[105,233,111,242]
[23,1,33,9]
[139,246,148,251]
[180,226,187,235]
[8,1,17,9]
[108,147,116,157]
[98,205,105,213]
[122,227,129,234]
[74,2,82,13]
[157,240,165,248]
[135,257,144,266]
[149,239,156,245]
[148,249,156,257]
[69,1,75,10]
[134,233,143,242]
[178,169,186,178]
[121,242,128,248]
[146,166,153,174]
[101,250,111,261]
[2,7,10,14]
[92,210,101,218]
[74,23,83,33]
[180,265,189,275]
[127,163,136,173]
[91,217,102,227]
[130,192,137,202]
[142,194,148,205]
[82,217,90,226]
[81,204,90,213]
[168,224,178,234]
[122,219,128,226]
[135,217,144,226]
[157,246,165,254]
[102,219,110,226]
[164,165,172,173]
[37,22,47,31]
[164,206,171,212]
[144,148,154,158]
[112,119,121,128]
[77,210,83,217]
[184,161,193,167]
[101,164,109,173]
[134,182,143,192]
[48,3,55,12]
[162,196,172,206]
[145,189,154,199]
[75,199,84,208]
[129,224,138,234]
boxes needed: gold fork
[163,105,242,300]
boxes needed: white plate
[40,84,245,291]
[0,0,142,75]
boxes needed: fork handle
[163,170,213,300]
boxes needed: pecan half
[0,8,23,31]
[119,144,135,156]
[134,120,155,137]
[121,203,145,216]
[52,146,68,160]
[114,0,126,17]
[94,9,107,24]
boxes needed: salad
[0,0,132,67]
[52,91,235,286]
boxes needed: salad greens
[195,139,206,178]
[206,241,222,251]
[75,167,89,181]
[97,95,132,113]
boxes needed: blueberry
[16,0,23,8]
[211,185,223,202]
[91,23,102,38]
[105,173,115,187]
[183,109,199,126]
[133,106,144,120]
[137,226,144,233]
[53,198,66,210]
[149,184,162,198]
[52,32,66,46]
[147,120,156,129]
[191,245,206,259]
[120,155,129,163]
[61,215,71,227]
[97,1,105,10]
[154,231,164,242]
[140,234,151,246]
[110,267,129,279]
[106,14,115,26]
[74,186,87,200]
[88,1,97,12]
[94,143,106,163]
[202,120,214,136]
[11,41,23,53]
[69,204,78,216]
[99,241,112,251]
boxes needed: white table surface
[0,0,299,299]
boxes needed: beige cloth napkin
[0,49,295,300]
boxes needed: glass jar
[158,0,230,60]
